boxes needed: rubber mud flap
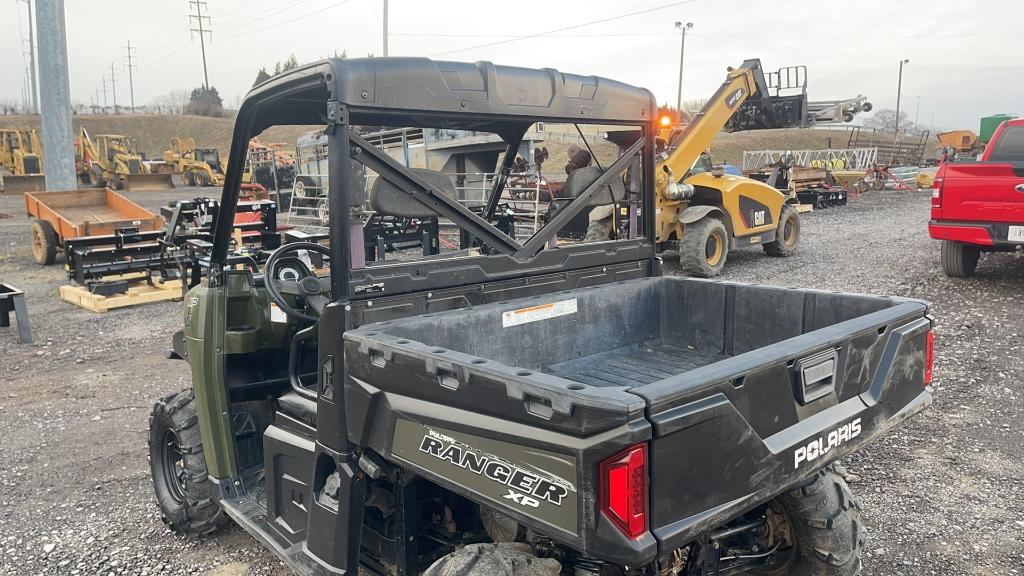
[422,543,561,576]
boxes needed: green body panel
[980,114,1016,145]
[184,284,238,479]
[391,419,579,535]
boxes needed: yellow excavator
[589,59,802,277]
[75,128,175,191]
[0,128,45,193]
[164,137,226,187]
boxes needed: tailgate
[633,293,932,552]
[935,162,1024,224]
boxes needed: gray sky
[1,0,1021,130]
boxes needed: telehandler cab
[150,57,934,576]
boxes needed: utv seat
[277,390,317,428]
[369,168,457,217]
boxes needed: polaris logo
[419,431,573,507]
[794,418,861,469]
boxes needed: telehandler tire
[30,219,58,265]
[764,204,800,257]
[678,216,728,277]
[422,543,562,576]
[940,240,979,277]
[149,390,226,537]
[761,465,864,576]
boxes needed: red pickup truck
[930,118,1024,276]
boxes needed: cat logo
[752,210,766,226]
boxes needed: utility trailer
[146,57,934,576]
[23,188,163,265]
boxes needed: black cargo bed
[548,342,727,387]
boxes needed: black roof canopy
[240,57,656,132]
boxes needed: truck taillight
[600,443,648,539]
[924,331,934,385]
[931,177,943,207]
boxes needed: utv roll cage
[213,57,659,298]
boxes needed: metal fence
[742,148,878,171]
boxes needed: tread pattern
[678,217,728,278]
[940,240,979,277]
[31,219,58,265]
[149,390,226,537]
[777,465,864,575]
[764,204,800,257]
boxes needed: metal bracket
[0,282,31,344]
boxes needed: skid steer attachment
[124,173,176,191]
[1,174,46,194]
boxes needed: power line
[189,0,212,89]
[218,0,351,40]
[124,40,137,112]
[215,0,306,31]
[426,0,697,57]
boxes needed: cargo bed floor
[547,341,728,387]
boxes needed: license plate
[1010,226,1024,243]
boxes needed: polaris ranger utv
[149,57,935,576]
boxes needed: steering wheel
[264,242,332,324]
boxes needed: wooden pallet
[59,277,183,313]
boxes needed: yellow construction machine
[75,128,175,191]
[589,59,802,277]
[0,128,45,193]
[164,137,226,187]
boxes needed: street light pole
[895,58,909,134]
[675,21,693,114]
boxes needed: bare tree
[863,109,916,133]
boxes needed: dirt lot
[0,187,1022,576]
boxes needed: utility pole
[35,0,77,190]
[674,21,693,114]
[21,0,39,114]
[101,77,108,111]
[382,0,389,57]
[124,40,137,113]
[914,95,920,128]
[189,0,212,90]
[94,86,100,113]
[109,62,118,114]
[895,58,909,134]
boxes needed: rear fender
[677,204,725,225]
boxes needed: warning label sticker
[501,298,577,328]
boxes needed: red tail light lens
[931,177,943,206]
[600,443,648,539]
[924,331,935,385]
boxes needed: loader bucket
[123,173,176,191]
[0,174,46,194]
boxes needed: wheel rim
[783,216,797,247]
[161,428,186,504]
[294,180,306,198]
[705,230,724,266]
[31,225,44,261]
[316,200,329,225]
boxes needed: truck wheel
[679,217,728,277]
[940,240,980,277]
[764,204,800,257]
[585,217,612,242]
[764,465,864,576]
[30,219,58,265]
[108,173,122,190]
[422,543,561,576]
[183,170,196,187]
[149,390,226,537]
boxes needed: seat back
[558,165,626,205]
[370,169,457,218]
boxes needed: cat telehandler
[587,59,804,277]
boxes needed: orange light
[659,115,672,127]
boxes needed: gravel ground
[1,187,1022,576]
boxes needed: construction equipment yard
[1,185,1021,576]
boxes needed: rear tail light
[931,177,943,207]
[600,443,648,539]
[924,331,935,385]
